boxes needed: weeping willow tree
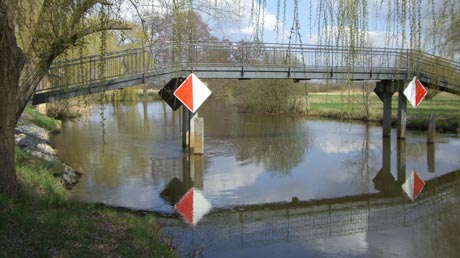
[246,0,458,115]
[0,0,131,197]
[256,0,444,50]
[0,0,247,197]
[2,0,458,197]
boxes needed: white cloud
[315,232,368,256]
[304,25,407,49]
[202,156,264,204]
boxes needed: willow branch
[76,21,132,40]
[18,20,131,111]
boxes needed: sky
[205,0,443,52]
[119,0,452,55]
[204,0,395,47]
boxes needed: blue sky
[206,0,437,51]
[208,0,392,46]
[122,0,445,54]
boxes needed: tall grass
[307,91,460,131]
[23,105,62,132]
[1,130,175,257]
[230,78,460,132]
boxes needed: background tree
[427,0,460,58]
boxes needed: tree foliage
[1,0,130,196]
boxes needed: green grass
[0,149,176,258]
[307,91,460,132]
[23,105,62,132]
[1,112,176,258]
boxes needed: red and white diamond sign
[401,170,425,201]
[174,187,212,226]
[173,73,212,113]
[403,76,427,108]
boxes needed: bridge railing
[40,41,460,92]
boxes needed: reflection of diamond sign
[403,76,427,108]
[174,187,212,226]
[174,73,211,113]
[158,78,184,111]
[402,170,425,201]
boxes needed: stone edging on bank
[14,124,81,187]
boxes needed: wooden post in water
[427,113,436,172]
[189,113,196,151]
[192,117,204,155]
[427,143,435,172]
[192,155,204,189]
[427,114,436,144]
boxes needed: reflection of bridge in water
[159,170,460,251]
[154,135,460,251]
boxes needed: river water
[51,98,460,258]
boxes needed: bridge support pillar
[375,81,400,137]
[182,106,191,148]
[397,82,407,139]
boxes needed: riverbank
[228,80,460,133]
[306,91,460,133]
[0,106,176,258]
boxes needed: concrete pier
[375,81,400,137]
[397,87,407,139]
[182,107,191,148]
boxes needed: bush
[233,79,307,114]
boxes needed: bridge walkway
[32,42,460,104]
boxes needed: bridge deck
[33,42,460,104]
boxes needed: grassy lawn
[306,91,460,132]
[1,108,176,258]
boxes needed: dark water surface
[52,99,460,258]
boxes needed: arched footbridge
[32,41,460,104]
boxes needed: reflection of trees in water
[232,115,312,175]
[342,124,379,191]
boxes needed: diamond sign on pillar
[403,76,427,108]
[174,187,212,226]
[173,73,212,113]
[158,78,185,111]
[401,170,426,201]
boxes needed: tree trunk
[0,3,25,197]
